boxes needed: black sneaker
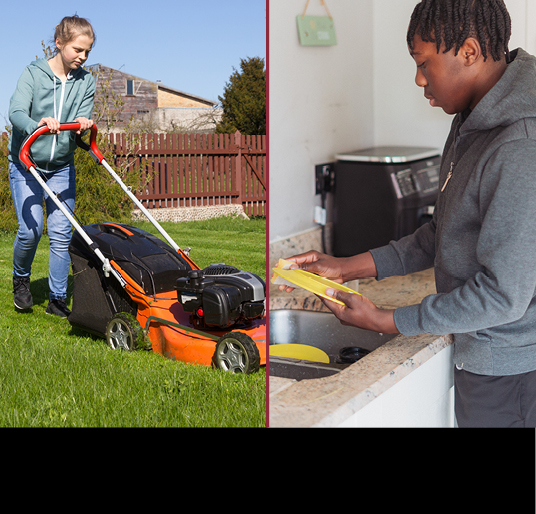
[46,299,71,318]
[13,277,33,310]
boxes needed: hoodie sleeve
[370,217,437,279]
[9,66,40,135]
[394,138,536,336]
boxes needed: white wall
[372,0,451,149]
[269,0,536,244]
[268,0,375,242]
[528,1,536,54]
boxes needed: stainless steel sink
[269,309,396,380]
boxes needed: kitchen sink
[269,309,396,380]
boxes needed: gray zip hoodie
[370,48,536,376]
[8,58,95,171]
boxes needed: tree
[216,57,266,135]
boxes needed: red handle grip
[19,122,104,171]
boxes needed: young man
[283,0,536,427]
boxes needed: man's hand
[276,250,345,292]
[322,288,399,334]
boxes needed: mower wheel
[105,313,145,351]
[213,332,260,374]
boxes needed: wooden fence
[110,131,266,217]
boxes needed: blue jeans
[9,161,76,301]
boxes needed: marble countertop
[268,268,453,427]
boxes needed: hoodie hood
[30,57,87,83]
[8,58,95,171]
[462,48,536,133]
[32,58,59,78]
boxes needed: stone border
[131,204,249,222]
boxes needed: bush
[216,57,266,135]
[0,132,18,232]
[0,129,134,233]
[73,132,136,225]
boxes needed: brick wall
[90,65,158,128]
[158,87,212,108]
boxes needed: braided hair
[407,0,511,62]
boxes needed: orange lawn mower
[19,123,266,374]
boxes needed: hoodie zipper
[441,161,454,192]
[442,123,464,192]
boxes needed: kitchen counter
[268,268,454,427]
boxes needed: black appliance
[332,146,441,257]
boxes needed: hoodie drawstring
[49,74,69,164]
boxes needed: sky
[0,0,266,126]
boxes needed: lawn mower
[18,122,266,374]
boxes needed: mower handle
[19,121,185,255]
[19,122,104,171]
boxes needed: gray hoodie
[370,48,536,376]
[8,58,95,171]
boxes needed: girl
[8,14,96,317]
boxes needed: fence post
[234,130,243,207]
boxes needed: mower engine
[176,264,265,329]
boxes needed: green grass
[0,216,266,427]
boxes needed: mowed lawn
[0,216,266,427]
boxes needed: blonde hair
[53,15,95,51]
